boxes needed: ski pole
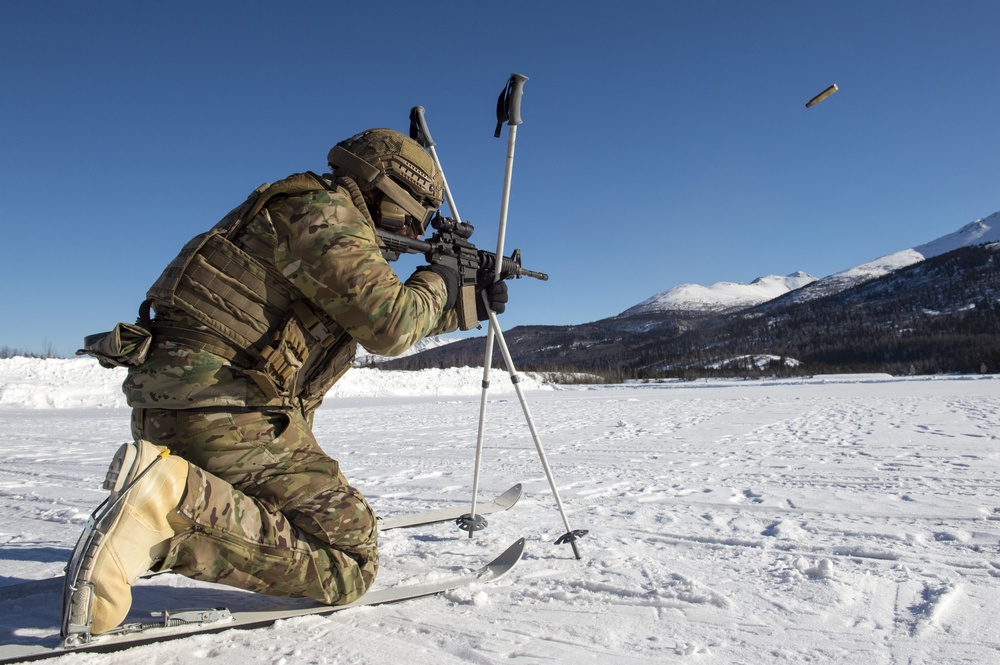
[409,106,490,535]
[487,308,587,559]
[483,73,587,559]
[459,73,528,539]
[462,75,529,537]
[411,78,588,558]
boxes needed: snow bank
[0,357,550,410]
[0,357,128,409]
[328,366,549,398]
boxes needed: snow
[914,212,1000,259]
[0,357,550,409]
[3,358,1000,663]
[355,334,458,366]
[707,354,803,370]
[826,248,926,285]
[622,272,817,315]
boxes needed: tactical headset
[327,129,442,235]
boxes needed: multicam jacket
[123,175,458,411]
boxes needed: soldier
[72,129,508,634]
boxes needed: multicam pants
[131,406,379,605]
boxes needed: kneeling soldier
[73,129,508,634]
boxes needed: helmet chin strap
[328,146,437,232]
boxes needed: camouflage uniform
[124,181,458,605]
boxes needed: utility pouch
[457,283,479,331]
[243,307,312,400]
[76,322,153,369]
[297,331,356,413]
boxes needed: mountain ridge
[620,271,817,316]
[625,211,1000,315]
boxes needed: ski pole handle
[505,73,528,127]
[494,73,529,137]
[409,106,436,147]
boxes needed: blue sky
[3,1,999,356]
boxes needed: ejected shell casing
[806,84,838,108]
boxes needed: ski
[0,484,523,602]
[377,483,522,530]
[0,537,525,664]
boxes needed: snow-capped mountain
[781,249,926,305]
[354,334,456,365]
[622,272,817,315]
[915,213,1000,256]
[781,212,1000,305]
[625,212,1000,314]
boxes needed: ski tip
[497,483,523,508]
[509,537,526,565]
[493,537,526,570]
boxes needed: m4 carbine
[377,215,547,331]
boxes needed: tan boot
[81,440,189,634]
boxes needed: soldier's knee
[290,485,378,550]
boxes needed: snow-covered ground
[2,358,1000,663]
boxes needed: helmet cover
[330,128,443,209]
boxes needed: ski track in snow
[1,359,1000,663]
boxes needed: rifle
[376,214,548,331]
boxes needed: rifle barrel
[481,251,548,281]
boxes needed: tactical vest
[146,172,357,409]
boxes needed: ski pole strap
[409,106,436,148]
[493,73,529,137]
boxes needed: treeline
[0,345,61,359]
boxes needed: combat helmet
[327,128,443,234]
